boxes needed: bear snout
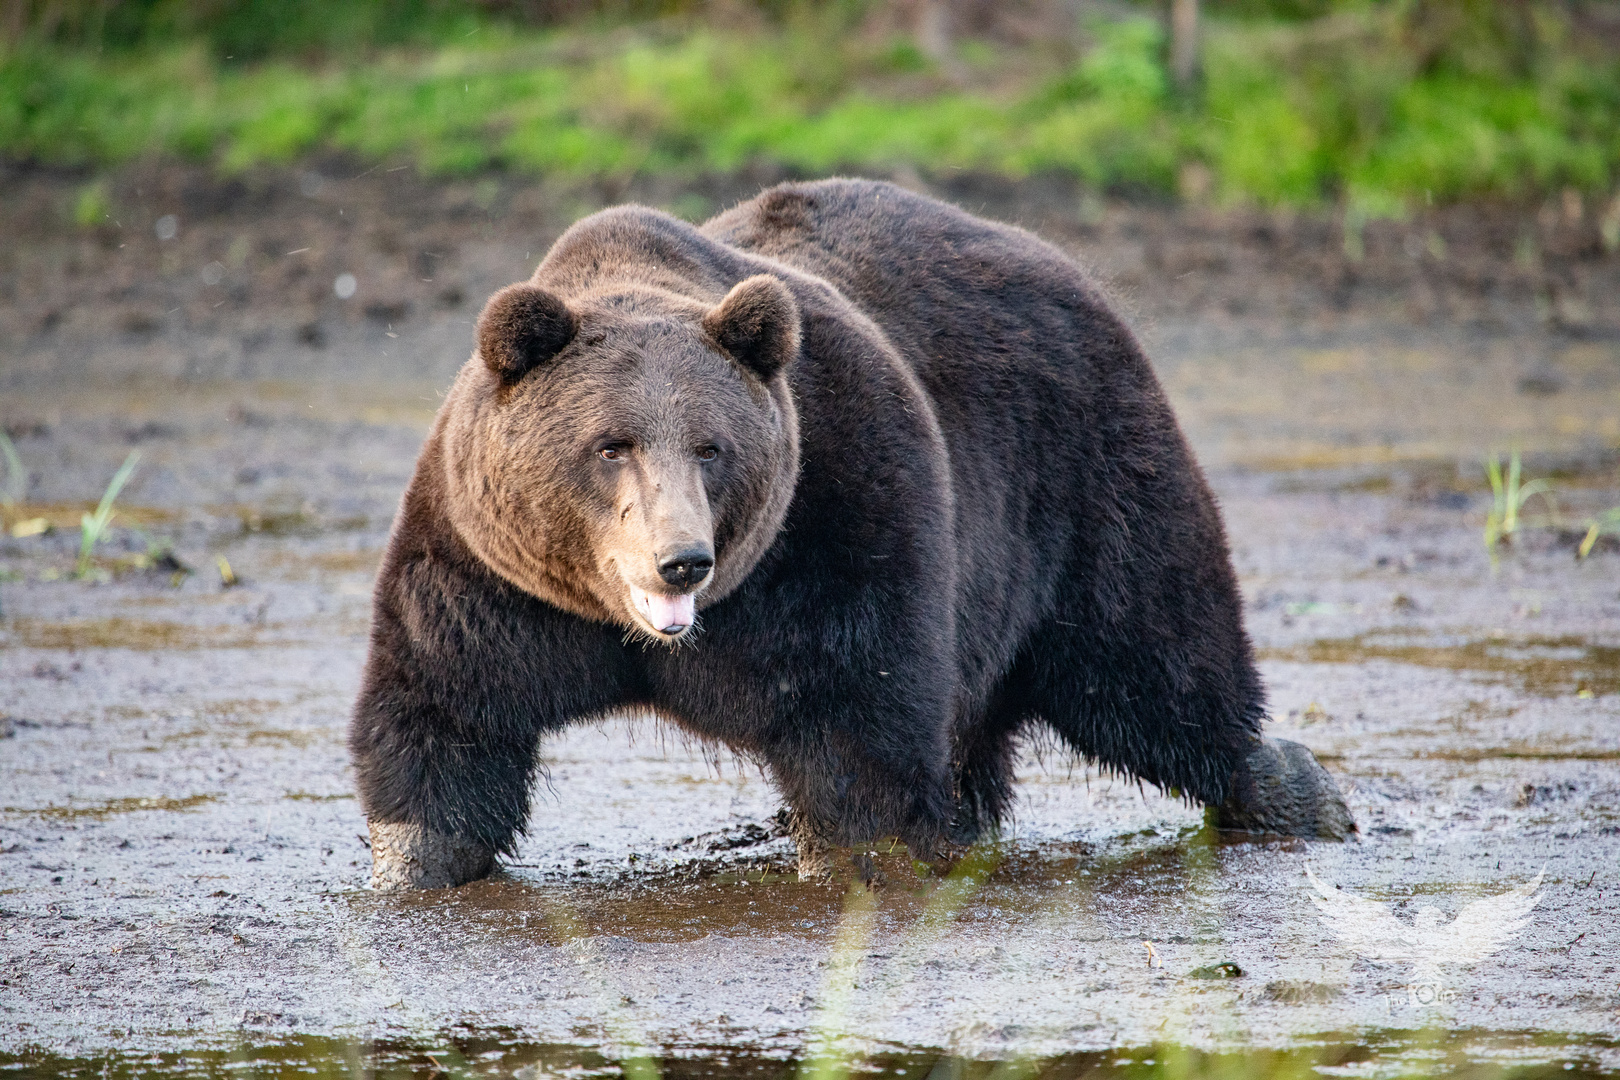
[627,583,698,636]
[657,547,714,590]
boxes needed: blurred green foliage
[1,0,698,56]
[1,0,1617,212]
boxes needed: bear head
[437,272,801,643]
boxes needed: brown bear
[350,178,1352,890]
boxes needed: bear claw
[1213,737,1355,840]
[367,821,495,890]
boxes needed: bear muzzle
[628,582,699,636]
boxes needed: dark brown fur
[351,179,1324,886]
[477,285,578,384]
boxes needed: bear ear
[702,275,800,382]
[476,283,579,384]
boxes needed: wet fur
[350,179,1266,866]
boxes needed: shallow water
[11,1029,1619,1080]
[1261,633,1620,700]
[4,179,1620,1076]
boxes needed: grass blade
[75,450,140,577]
[1580,523,1600,560]
[0,430,23,508]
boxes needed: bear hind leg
[1019,631,1352,838]
[948,705,1025,847]
[1212,736,1356,840]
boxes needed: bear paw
[785,808,835,883]
[367,821,495,889]
[1213,737,1356,841]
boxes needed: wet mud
[2,163,1619,1076]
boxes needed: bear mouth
[626,583,698,639]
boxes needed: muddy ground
[2,161,1619,1078]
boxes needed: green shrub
[1,1,1615,210]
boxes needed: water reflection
[8,1029,1611,1079]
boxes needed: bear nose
[658,548,714,590]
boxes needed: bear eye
[599,444,629,461]
[697,446,719,462]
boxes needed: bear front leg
[1213,737,1355,840]
[763,711,956,883]
[350,556,576,890]
[351,693,538,890]
[787,809,885,887]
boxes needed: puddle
[0,377,444,428]
[1261,632,1620,697]
[5,793,219,820]
[242,728,323,747]
[3,1030,1611,1079]
[363,837,1259,947]
[214,505,371,538]
[193,699,291,718]
[291,548,382,573]
[2,502,179,533]
[148,723,333,751]
[1266,453,1620,498]
[1411,746,1620,762]
[253,546,383,579]
[1,616,269,650]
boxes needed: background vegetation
[2,0,1618,214]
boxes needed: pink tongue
[639,589,695,633]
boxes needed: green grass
[75,451,140,579]
[1482,449,1557,565]
[1579,507,1620,560]
[2,4,1618,212]
[0,431,25,508]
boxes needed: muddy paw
[367,821,495,889]
[786,808,835,883]
[851,850,886,890]
[796,849,834,883]
[1213,737,1355,840]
